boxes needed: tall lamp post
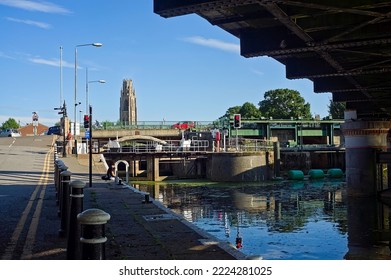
[85,68,105,167]
[74,42,102,156]
[85,68,106,112]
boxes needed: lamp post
[85,67,105,112]
[74,42,102,156]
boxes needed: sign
[32,112,39,127]
[85,129,90,139]
[32,112,38,121]
[70,122,80,136]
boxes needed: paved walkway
[39,153,245,260]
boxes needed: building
[19,123,48,136]
[119,79,137,126]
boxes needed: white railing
[102,138,276,154]
[106,140,211,153]
[224,138,274,152]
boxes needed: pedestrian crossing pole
[89,105,93,188]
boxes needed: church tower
[119,79,137,126]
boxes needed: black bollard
[54,159,59,191]
[142,192,152,204]
[57,163,68,212]
[78,209,111,260]
[67,180,85,260]
[54,160,64,190]
[59,170,72,237]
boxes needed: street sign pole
[89,105,93,188]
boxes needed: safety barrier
[53,145,111,260]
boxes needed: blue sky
[0,0,332,127]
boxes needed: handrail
[102,138,275,154]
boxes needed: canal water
[132,179,391,260]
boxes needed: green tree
[1,118,19,129]
[239,102,262,119]
[328,100,345,119]
[258,89,311,119]
[225,106,241,116]
[102,120,115,129]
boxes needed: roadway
[0,135,58,259]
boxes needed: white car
[0,129,21,137]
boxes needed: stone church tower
[119,79,137,126]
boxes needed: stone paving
[36,154,245,260]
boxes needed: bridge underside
[154,0,391,119]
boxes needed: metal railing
[105,139,211,153]
[225,138,274,152]
[102,138,275,154]
[94,121,216,131]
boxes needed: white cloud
[252,69,264,76]
[6,17,51,29]
[183,36,240,54]
[0,51,15,60]
[0,0,70,14]
[29,57,74,68]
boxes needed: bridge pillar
[146,156,159,181]
[341,117,391,197]
[129,159,140,177]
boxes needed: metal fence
[95,121,216,131]
[101,138,274,154]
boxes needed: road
[0,135,56,259]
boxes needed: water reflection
[132,180,391,260]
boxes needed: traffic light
[233,114,241,128]
[83,115,90,128]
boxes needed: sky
[0,0,332,127]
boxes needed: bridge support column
[342,117,391,197]
[146,156,159,181]
[129,159,140,177]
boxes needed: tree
[1,118,19,130]
[239,102,262,119]
[328,100,345,119]
[258,89,311,119]
[225,106,241,116]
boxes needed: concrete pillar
[129,159,141,177]
[341,117,391,196]
[146,156,159,181]
[129,160,135,177]
[273,141,280,178]
[208,152,270,182]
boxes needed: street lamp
[74,42,102,155]
[85,67,105,112]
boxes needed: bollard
[53,143,58,161]
[54,159,59,191]
[54,160,65,202]
[59,170,72,237]
[57,163,68,211]
[54,159,64,190]
[142,192,152,204]
[78,209,111,260]
[67,180,86,260]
